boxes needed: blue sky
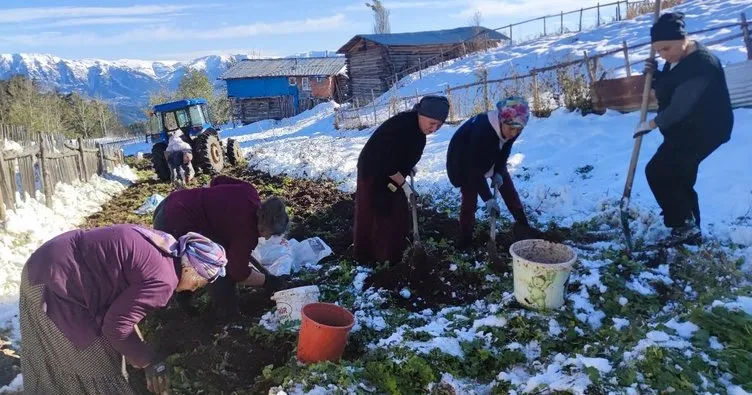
[0,0,609,61]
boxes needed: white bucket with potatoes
[510,239,577,310]
[270,285,320,323]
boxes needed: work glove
[490,173,504,189]
[145,360,170,394]
[402,181,416,200]
[484,199,500,217]
[633,120,654,139]
[643,58,659,75]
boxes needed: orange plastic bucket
[296,302,355,364]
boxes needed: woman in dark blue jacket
[446,96,538,247]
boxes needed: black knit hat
[414,95,449,122]
[651,12,687,42]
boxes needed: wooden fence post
[560,11,564,34]
[531,72,540,113]
[482,69,490,111]
[371,89,378,125]
[418,57,422,79]
[444,84,453,122]
[579,8,584,31]
[509,26,513,43]
[622,40,632,76]
[0,148,14,213]
[38,132,53,208]
[77,137,88,181]
[0,150,6,221]
[583,51,603,112]
[96,142,105,175]
[543,17,547,36]
[597,3,601,26]
[742,12,752,60]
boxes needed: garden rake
[620,0,662,253]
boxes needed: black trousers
[645,138,721,228]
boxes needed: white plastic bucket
[510,239,577,310]
[270,285,320,323]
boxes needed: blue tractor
[148,98,242,181]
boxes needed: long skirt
[353,175,410,265]
[19,268,138,395]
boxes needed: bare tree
[469,10,483,27]
[366,0,391,34]
[468,10,487,51]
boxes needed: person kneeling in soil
[354,95,450,265]
[153,175,289,320]
[19,224,227,395]
[165,129,195,189]
[446,96,541,248]
[633,12,733,245]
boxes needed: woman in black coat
[634,12,734,244]
[446,96,538,248]
[354,95,449,265]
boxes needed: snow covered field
[23,0,751,392]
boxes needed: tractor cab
[148,98,213,143]
[148,98,242,181]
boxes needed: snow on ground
[113,1,752,391]
[147,0,752,250]
[218,105,752,247]
[0,165,137,342]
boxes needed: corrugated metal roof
[338,26,509,53]
[220,57,346,79]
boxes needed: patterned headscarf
[132,226,227,282]
[496,96,530,128]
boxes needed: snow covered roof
[337,26,509,53]
[220,57,346,80]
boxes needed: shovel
[487,186,506,271]
[408,175,427,272]
[620,0,662,254]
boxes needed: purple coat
[25,224,179,367]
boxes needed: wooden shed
[337,26,509,103]
[220,57,348,124]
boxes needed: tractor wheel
[226,138,244,166]
[151,142,171,182]
[194,133,224,175]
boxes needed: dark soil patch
[78,160,606,394]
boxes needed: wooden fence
[0,125,128,221]
[335,13,752,130]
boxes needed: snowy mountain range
[0,51,337,125]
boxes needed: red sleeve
[210,175,252,188]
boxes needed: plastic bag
[291,237,332,271]
[251,235,294,276]
[133,193,165,215]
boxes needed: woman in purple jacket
[20,224,227,395]
[153,175,289,320]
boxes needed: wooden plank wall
[0,125,126,219]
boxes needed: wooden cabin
[220,57,348,124]
[337,26,509,103]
